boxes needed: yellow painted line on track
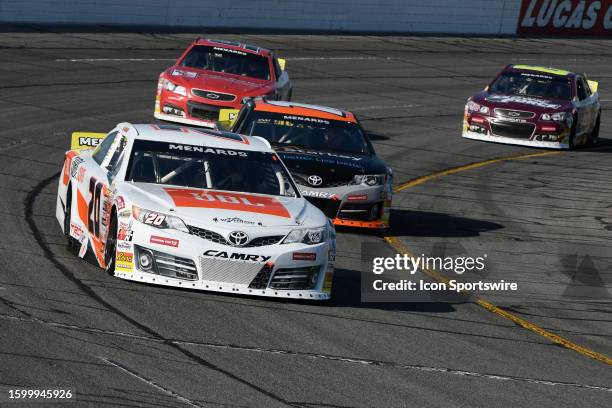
[386,150,612,366]
[394,151,562,192]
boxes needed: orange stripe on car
[164,188,291,218]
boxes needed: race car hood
[166,67,273,97]
[123,182,310,228]
[273,145,387,185]
[472,91,572,113]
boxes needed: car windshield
[127,140,297,197]
[489,71,572,100]
[242,111,370,155]
[180,45,270,80]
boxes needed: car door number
[87,177,103,239]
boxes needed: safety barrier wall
[0,0,522,35]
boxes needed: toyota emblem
[308,175,323,186]
[227,231,249,246]
[206,93,220,99]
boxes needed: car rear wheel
[588,115,600,146]
[64,186,79,255]
[104,214,117,276]
[568,115,577,150]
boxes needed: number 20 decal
[88,177,103,238]
[144,213,165,226]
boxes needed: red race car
[462,65,601,149]
[154,39,292,128]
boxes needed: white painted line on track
[100,357,204,408]
[55,56,392,63]
[3,314,610,393]
[352,103,420,111]
[55,58,175,62]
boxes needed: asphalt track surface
[1,32,611,407]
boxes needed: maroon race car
[462,65,601,149]
[154,38,292,128]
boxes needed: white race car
[56,123,335,300]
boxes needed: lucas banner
[518,0,612,36]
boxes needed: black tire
[104,213,117,276]
[64,185,79,255]
[286,88,293,102]
[589,115,600,146]
[568,114,577,150]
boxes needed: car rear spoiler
[588,80,599,93]
[217,109,240,130]
[70,132,106,151]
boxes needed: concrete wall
[0,0,522,34]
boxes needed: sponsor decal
[347,194,368,201]
[276,146,363,162]
[62,151,77,185]
[215,217,256,225]
[118,222,133,242]
[117,241,132,251]
[518,0,612,36]
[486,95,562,109]
[203,249,271,263]
[69,157,85,178]
[117,251,133,263]
[292,252,317,261]
[116,196,125,210]
[301,190,336,199]
[282,115,330,124]
[171,69,198,78]
[168,144,248,156]
[150,235,179,247]
[213,46,247,56]
[165,188,291,218]
[76,166,86,183]
[78,137,101,148]
[116,251,133,272]
[70,223,84,240]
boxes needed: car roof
[508,64,576,78]
[252,100,357,123]
[193,38,272,57]
[126,124,272,152]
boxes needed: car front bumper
[113,222,335,300]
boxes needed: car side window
[92,131,118,165]
[107,135,128,175]
[273,58,282,80]
[576,78,588,101]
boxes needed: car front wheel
[104,214,117,276]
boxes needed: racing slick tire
[104,213,117,276]
[64,184,79,255]
[568,115,578,150]
[588,114,601,146]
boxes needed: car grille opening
[135,246,198,281]
[490,121,535,139]
[494,109,535,119]
[338,202,382,221]
[293,174,356,188]
[187,101,220,121]
[248,264,273,289]
[187,225,284,247]
[269,266,320,290]
[192,89,236,102]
